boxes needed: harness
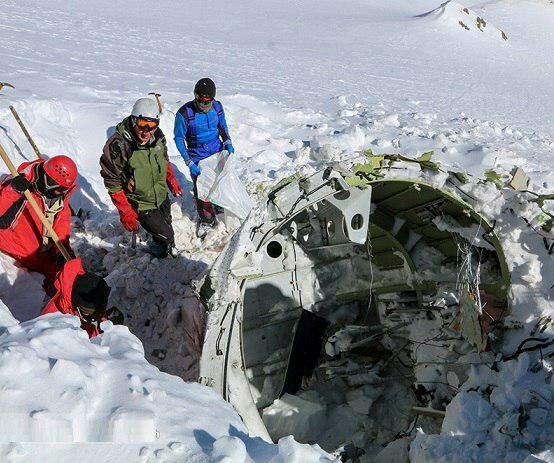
[42,197,64,245]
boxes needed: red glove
[109,190,139,232]
[166,163,182,197]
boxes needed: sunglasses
[135,118,159,132]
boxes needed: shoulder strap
[185,105,195,123]
[213,100,223,117]
[43,197,65,244]
[0,196,26,230]
[177,103,196,123]
[185,105,197,140]
[177,103,197,141]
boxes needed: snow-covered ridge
[415,1,508,41]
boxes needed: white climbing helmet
[131,98,160,121]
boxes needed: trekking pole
[0,141,72,261]
[9,105,42,159]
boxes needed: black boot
[196,216,216,239]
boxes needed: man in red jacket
[41,257,113,338]
[0,156,77,290]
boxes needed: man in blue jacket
[174,78,234,237]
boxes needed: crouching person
[101,98,182,258]
[41,257,115,338]
[0,156,77,294]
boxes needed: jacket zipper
[149,148,159,207]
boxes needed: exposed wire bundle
[455,222,487,351]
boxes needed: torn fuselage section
[198,166,509,456]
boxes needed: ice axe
[0,141,72,261]
[9,105,79,216]
[148,92,163,113]
[4,86,80,217]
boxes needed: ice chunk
[263,392,325,442]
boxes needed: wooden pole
[9,105,42,159]
[0,141,71,261]
[9,106,78,216]
[148,92,163,113]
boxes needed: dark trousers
[138,198,174,248]
[192,175,215,220]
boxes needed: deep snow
[0,309,334,462]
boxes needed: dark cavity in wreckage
[196,155,517,460]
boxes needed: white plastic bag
[197,151,254,221]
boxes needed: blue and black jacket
[173,100,232,164]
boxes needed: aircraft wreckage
[195,153,553,458]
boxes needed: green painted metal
[362,177,510,304]
[265,165,510,311]
[368,222,424,307]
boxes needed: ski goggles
[135,118,159,132]
[195,95,213,104]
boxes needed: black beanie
[72,273,111,311]
[194,78,216,98]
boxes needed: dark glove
[109,190,139,232]
[105,306,125,325]
[53,247,73,268]
[11,174,31,194]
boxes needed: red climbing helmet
[43,155,78,189]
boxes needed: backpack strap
[213,100,223,117]
[177,103,197,141]
[213,100,230,142]
[42,197,65,245]
[185,105,195,123]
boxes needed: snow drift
[0,309,334,462]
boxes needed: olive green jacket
[100,117,169,211]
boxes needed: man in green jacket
[100,98,182,258]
